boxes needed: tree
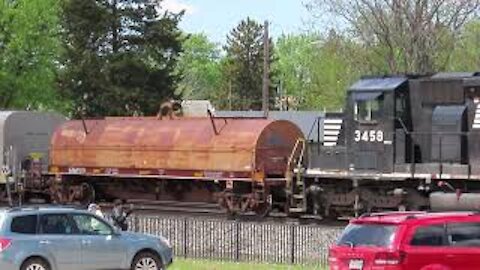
[306,0,480,74]
[449,20,480,71]
[0,0,64,111]
[275,34,316,110]
[223,18,275,110]
[59,0,184,117]
[275,32,362,110]
[176,34,222,101]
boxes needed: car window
[39,214,75,235]
[447,222,480,247]
[72,214,113,235]
[11,215,38,234]
[337,223,397,247]
[410,224,445,246]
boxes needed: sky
[161,0,311,44]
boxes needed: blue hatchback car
[0,206,173,270]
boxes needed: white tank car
[0,111,66,203]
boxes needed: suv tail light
[0,238,12,252]
[374,251,406,265]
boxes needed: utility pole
[228,78,232,110]
[262,20,270,118]
[279,79,284,111]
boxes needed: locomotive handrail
[306,117,320,142]
[286,138,306,192]
[306,117,321,157]
[287,138,306,172]
[395,117,410,134]
[407,131,469,135]
[297,139,306,169]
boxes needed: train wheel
[321,201,339,221]
[254,202,271,218]
[322,208,339,221]
[226,210,238,220]
[219,193,239,218]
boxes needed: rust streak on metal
[50,117,304,181]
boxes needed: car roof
[352,211,478,225]
[0,205,89,215]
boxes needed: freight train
[0,106,305,216]
[2,72,480,218]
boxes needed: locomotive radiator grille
[322,118,343,146]
[473,103,480,129]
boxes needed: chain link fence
[128,215,343,266]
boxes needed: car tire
[21,258,50,270]
[131,251,164,270]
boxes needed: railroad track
[99,199,227,217]
[98,199,349,226]
[1,199,348,226]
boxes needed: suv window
[72,214,113,235]
[39,214,76,234]
[11,215,38,234]
[447,222,480,247]
[337,223,397,247]
[410,224,445,246]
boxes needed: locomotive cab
[345,77,409,173]
[309,77,409,174]
[302,77,414,217]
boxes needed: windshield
[354,95,383,122]
[337,223,397,247]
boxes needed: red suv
[329,211,480,270]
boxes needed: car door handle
[39,240,51,245]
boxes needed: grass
[169,259,327,270]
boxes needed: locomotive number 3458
[354,130,384,142]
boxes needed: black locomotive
[297,72,480,218]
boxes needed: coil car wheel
[21,258,50,270]
[132,252,163,270]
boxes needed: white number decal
[354,130,384,143]
[377,130,384,142]
[354,130,361,142]
[369,130,376,142]
[362,131,369,142]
